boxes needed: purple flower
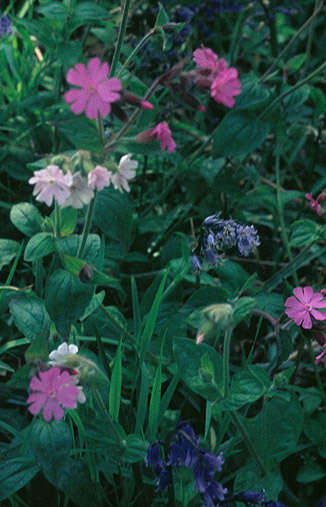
[285,286,326,329]
[236,224,260,256]
[234,490,266,503]
[0,15,12,37]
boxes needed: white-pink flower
[111,154,138,193]
[61,172,94,209]
[29,165,73,207]
[88,165,111,191]
[64,57,121,120]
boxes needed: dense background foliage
[1,0,326,505]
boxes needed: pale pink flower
[29,165,72,207]
[61,172,94,209]
[27,367,81,422]
[64,57,121,120]
[305,193,322,216]
[88,165,111,191]
[211,68,241,108]
[111,154,138,193]
[151,122,176,153]
[285,286,326,329]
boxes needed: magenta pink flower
[88,165,111,191]
[285,286,326,329]
[211,68,241,108]
[305,193,322,216]
[64,57,121,119]
[27,367,81,422]
[315,344,326,368]
[193,46,219,72]
[29,165,72,207]
[151,122,176,153]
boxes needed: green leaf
[222,365,271,410]
[30,419,72,470]
[213,112,271,157]
[45,269,93,336]
[290,219,319,248]
[234,464,283,500]
[57,117,101,151]
[0,460,39,501]
[0,239,20,270]
[94,187,133,253]
[234,76,270,111]
[38,2,68,21]
[45,458,94,507]
[109,340,122,422]
[59,207,78,236]
[174,338,223,401]
[74,2,109,21]
[297,462,326,483]
[286,53,306,73]
[154,4,170,27]
[148,354,162,440]
[245,397,304,466]
[24,232,55,262]
[9,293,51,340]
[122,435,148,463]
[10,202,42,236]
[80,290,105,321]
[59,234,102,267]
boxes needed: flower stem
[275,144,299,285]
[222,327,233,399]
[117,29,157,78]
[259,1,324,83]
[110,0,131,77]
[260,60,326,119]
[54,201,61,238]
[230,410,267,477]
[94,389,124,444]
[76,193,96,259]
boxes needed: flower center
[305,303,312,312]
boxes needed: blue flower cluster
[145,423,285,507]
[145,422,227,506]
[0,14,12,38]
[191,213,260,272]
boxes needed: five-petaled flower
[27,367,84,422]
[28,165,72,207]
[64,57,121,120]
[285,286,326,329]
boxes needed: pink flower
[315,344,326,368]
[211,68,242,108]
[88,165,111,191]
[305,193,322,216]
[27,367,81,422]
[151,122,176,153]
[193,46,219,72]
[111,154,138,193]
[285,286,326,329]
[192,45,241,108]
[29,165,72,207]
[64,57,121,120]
